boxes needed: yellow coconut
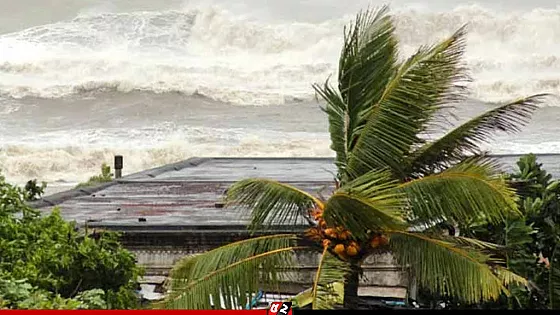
[334,243,345,255]
[339,230,352,240]
[346,245,359,256]
[305,228,322,241]
[324,228,337,238]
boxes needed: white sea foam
[1,4,560,104]
[1,118,555,189]
[3,126,556,192]
[0,125,333,186]
[1,2,559,189]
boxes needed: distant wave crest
[1,4,560,104]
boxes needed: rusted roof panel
[40,180,334,226]
[32,158,338,228]
[30,155,560,229]
[124,157,337,182]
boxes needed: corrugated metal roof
[30,158,336,228]
[28,155,560,229]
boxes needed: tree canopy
[0,173,142,309]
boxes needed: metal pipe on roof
[115,155,123,179]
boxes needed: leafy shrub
[0,173,142,309]
[415,154,560,309]
[23,179,47,201]
[0,279,106,309]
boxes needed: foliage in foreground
[0,279,106,310]
[412,154,560,309]
[441,154,560,309]
[0,174,142,309]
[161,6,548,310]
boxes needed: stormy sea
[1,0,560,193]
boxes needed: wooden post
[114,155,123,179]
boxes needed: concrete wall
[132,247,410,299]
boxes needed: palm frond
[338,5,397,117]
[408,94,546,175]
[493,266,529,288]
[324,195,405,240]
[321,169,406,239]
[346,26,469,180]
[289,288,314,309]
[162,234,301,309]
[289,283,345,309]
[398,157,519,225]
[342,168,402,200]
[226,179,323,232]
[338,6,398,146]
[314,6,398,179]
[451,236,505,251]
[388,230,513,304]
[309,247,351,309]
[314,82,349,175]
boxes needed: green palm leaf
[310,247,351,309]
[226,179,323,232]
[451,236,505,251]
[162,234,301,309]
[289,283,345,309]
[338,5,397,119]
[399,157,519,225]
[314,82,348,175]
[388,231,523,304]
[408,95,546,175]
[346,26,469,180]
[321,169,406,239]
[324,198,405,240]
[314,6,398,179]
[493,266,529,288]
[342,168,402,200]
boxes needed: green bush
[23,179,47,201]
[423,154,560,309]
[0,173,142,309]
[0,279,106,309]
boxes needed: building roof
[29,157,337,230]
[28,154,560,231]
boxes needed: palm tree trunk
[343,263,361,309]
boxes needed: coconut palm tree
[161,6,548,310]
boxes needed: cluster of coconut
[306,206,389,260]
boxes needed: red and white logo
[267,301,292,315]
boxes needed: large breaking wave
[1,4,560,105]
